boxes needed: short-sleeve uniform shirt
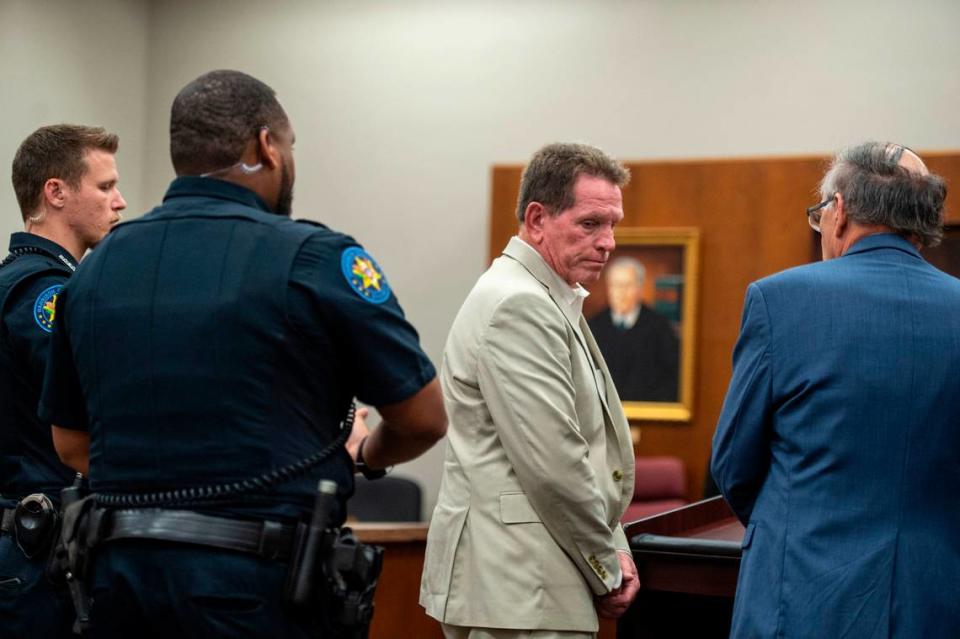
[39,177,435,521]
[0,232,77,501]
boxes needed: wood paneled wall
[489,153,960,499]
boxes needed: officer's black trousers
[0,532,75,638]
[87,539,325,638]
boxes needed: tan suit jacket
[420,237,635,632]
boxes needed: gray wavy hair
[819,142,947,247]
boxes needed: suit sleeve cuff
[613,524,630,552]
[584,548,623,595]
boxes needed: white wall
[0,0,150,232]
[143,0,960,517]
[5,0,960,517]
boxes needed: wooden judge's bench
[356,497,743,639]
[618,497,743,638]
[351,523,444,639]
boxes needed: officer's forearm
[363,378,447,469]
[51,425,90,476]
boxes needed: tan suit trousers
[441,623,593,639]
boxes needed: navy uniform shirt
[0,232,77,503]
[38,177,435,522]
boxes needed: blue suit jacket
[712,234,960,638]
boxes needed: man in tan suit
[421,143,640,638]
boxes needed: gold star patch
[352,256,382,291]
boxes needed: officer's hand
[347,407,371,463]
[595,551,640,619]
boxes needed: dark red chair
[621,455,688,523]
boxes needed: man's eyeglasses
[806,195,836,233]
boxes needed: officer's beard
[275,160,294,217]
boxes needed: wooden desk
[352,523,616,639]
[618,497,744,638]
[353,512,743,639]
[352,522,444,639]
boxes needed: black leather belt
[102,509,297,560]
[0,508,14,535]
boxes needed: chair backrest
[349,475,423,522]
[633,455,687,501]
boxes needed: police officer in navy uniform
[39,70,447,638]
[0,124,126,637]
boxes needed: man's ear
[42,178,68,211]
[833,192,847,238]
[523,202,547,242]
[258,127,282,170]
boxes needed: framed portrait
[583,227,700,422]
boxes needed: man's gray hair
[606,256,646,283]
[819,142,947,247]
[516,143,630,222]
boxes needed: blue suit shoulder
[752,259,835,292]
[753,239,960,293]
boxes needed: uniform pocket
[499,492,541,524]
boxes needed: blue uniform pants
[0,532,75,638]
[88,540,326,638]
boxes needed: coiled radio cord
[95,403,356,509]
[0,246,45,268]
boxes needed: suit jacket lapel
[502,237,595,359]
[502,238,621,427]
[580,316,635,507]
[579,316,616,419]
[503,237,634,512]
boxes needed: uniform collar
[163,176,274,214]
[843,232,922,260]
[8,232,77,272]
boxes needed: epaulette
[294,219,329,230]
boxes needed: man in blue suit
[711,141,960,638]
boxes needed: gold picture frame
[583,227,700,422]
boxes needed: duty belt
[101,509,297,560]
[0,508,14,535]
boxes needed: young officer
[0,124,125,638]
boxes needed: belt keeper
[258,520,286,560]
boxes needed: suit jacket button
[612,469,623,482]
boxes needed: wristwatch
[355,436,387,480]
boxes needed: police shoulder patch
[340,247,391,304]
[33,284,63,333]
